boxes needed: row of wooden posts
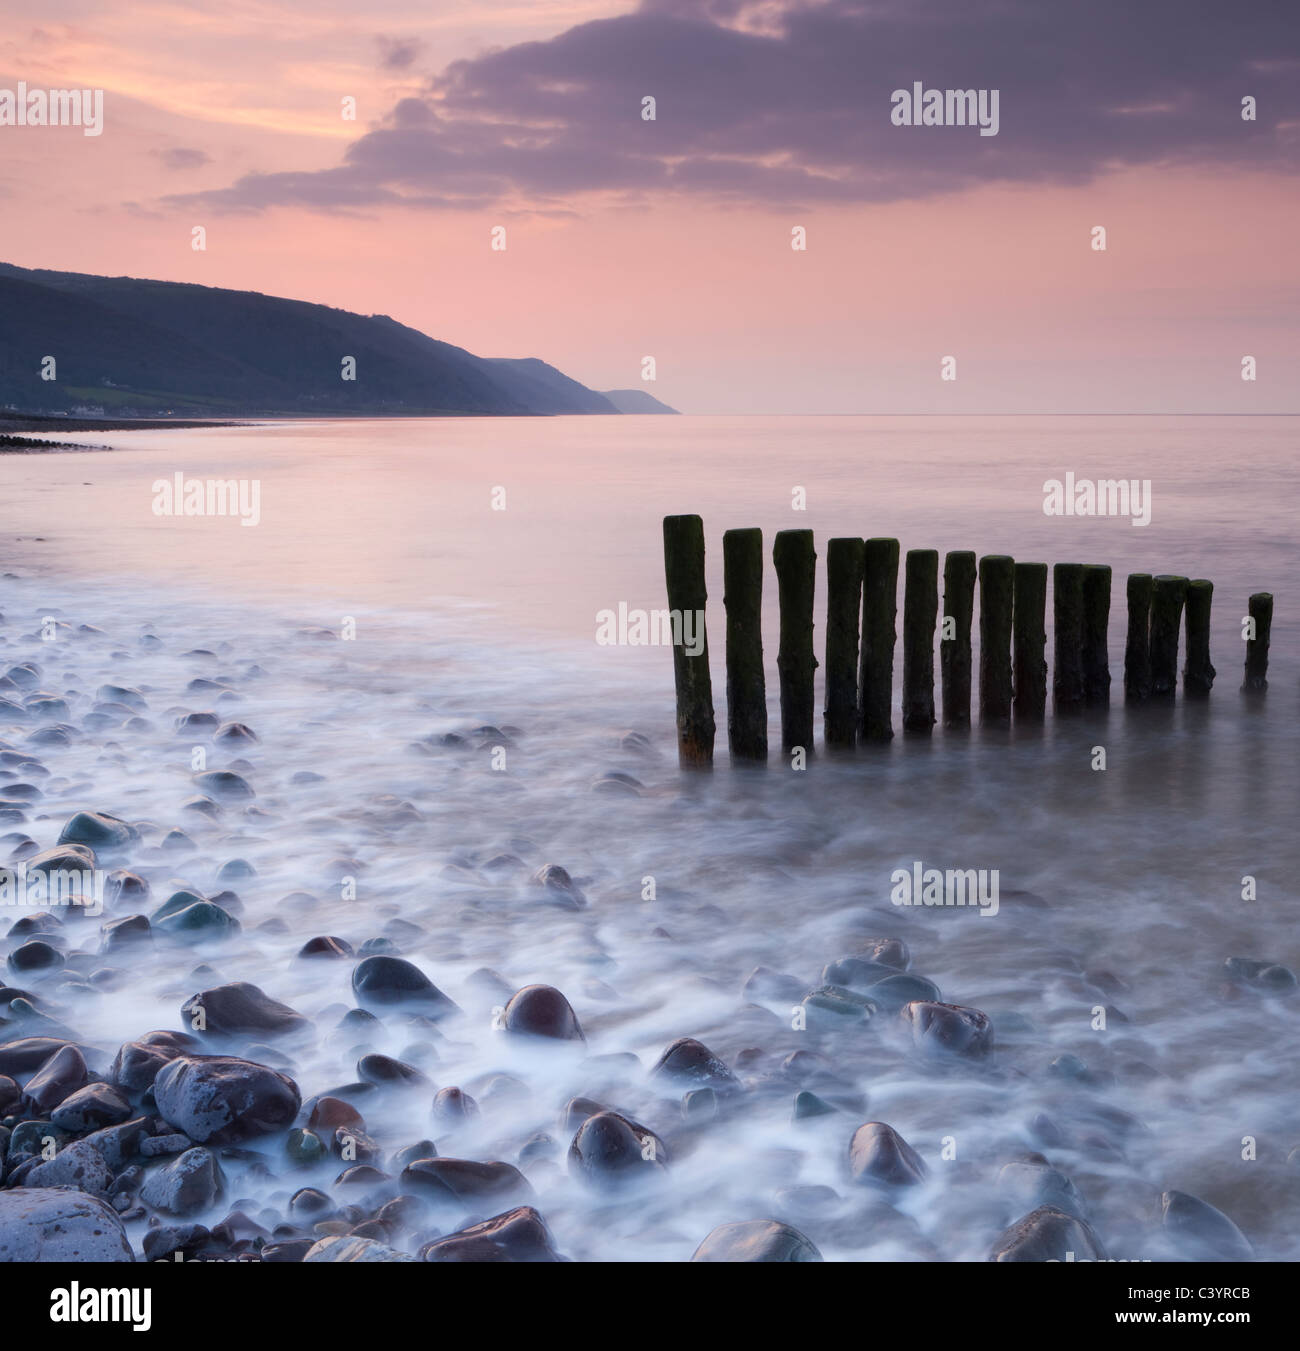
[662,515,1274,767]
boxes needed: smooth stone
[801,984,877,1024]
[0,1188,134,1261]
[140,1146,225,1216]
[420,1206,562,1262]
[529,864,586,909]
[997,1157,1086,1219]
[22,1043,89,1114]
[193,771,254,801]
[357,1053,428,1087]
[502,984,585,1042]
[7,940,63,973]
[110,1040,182,1093]
[990,1205,1106,1261]
[0,1037,79,1080]
[691,1219,822,1262]
[650,1037,739,1091]
[285,1128,325,1166]
[51,1082,132,1133]
[1223,957,1297,995]
[1161,1190,1254,1261]
[351,956,459,1018]
[152,1054,301,1145]
[180,981,310,1038]
[57,811,135,851]
[848,1121,928,1187]
[400,1157,533,1208]
[900,1000,994,1059]
[856,972,941,1011]
[156,900,239,937]
[432,1087,479,1123]
[100,914,152,952]
[297,935,353,961]
[26,843,97,875]
[568,1111,667,1186]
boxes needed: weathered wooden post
[723,527,767,761]
[940,551,976,727]
[1012,562,1047,721]
[773,529,817,756]
[1081,564,1112,707]
[1149,574,1188,699]
[1241,592,1273,694]
[858,538,899,742]
[902,550,938,732]
[824,538,864,749]
[1124,573,1153,702]
[1053,563,1085,713]
[1182,579,1215,697]
[978,554,1014,723]
[662,514,715,767]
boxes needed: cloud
[153,147,212,170]
[168,0,1300,215]
[376,34,425,70]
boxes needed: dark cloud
[171,0,1300,214]
[154,147,212,170]
[376,34,425,70]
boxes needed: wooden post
[1124,573,1153,703]
[1012,562,1047,721]
[773,529,817,756]
[978,555,1014,723]
[1053,563,1085,713]
[1149,574,1188,699]
[858,538,899,742]
[902,550,938,733]
[662,514,715,767]
[1182,579,1216,697]
[1241,592,1272,694]
[823,538,864,749]
[1081,564,1112,707]
[723,528,767,761]
[940,551,976,727]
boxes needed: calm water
[1,415,1296,1260]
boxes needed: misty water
[2,414,1297,1261]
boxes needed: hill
[0,262,621,418]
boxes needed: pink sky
[2,0,1297,413]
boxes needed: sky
[1,0,1298,413]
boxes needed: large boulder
[0,1188,134,1261]
[152,1054,300,1145]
